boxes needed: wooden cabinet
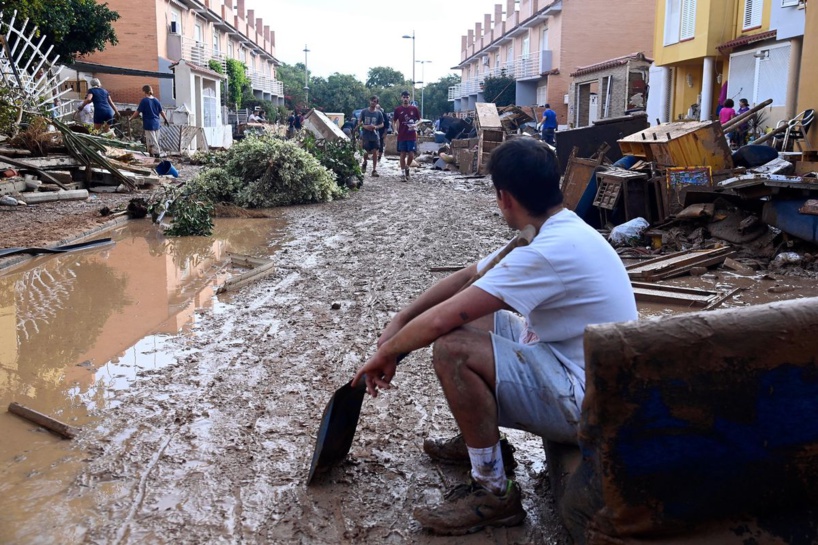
[618,121,733,171]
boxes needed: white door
[589,93,599,125]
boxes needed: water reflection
[0,216,283,456]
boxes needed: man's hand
[164,119,170,126]
[351,350,398,397]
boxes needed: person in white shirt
[351,137,637,536]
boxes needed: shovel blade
[306,380,366,485]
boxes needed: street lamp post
[303,44,310,108]
[416,60,431,119]
[401,31,415,103]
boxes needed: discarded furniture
[618,120,734,171]
[474,102,504,175]
[556,113,649,173]
[772,108,814,152]
[593,168,653,224]
[762,198,818,244]
[302,109,349,142]
[550,297,818,544]
[562,144,610,211]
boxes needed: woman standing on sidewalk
[77,78,120,130]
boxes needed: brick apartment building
[450,0,655,129]
[70,0,283,107]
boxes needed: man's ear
[496,189,513,211]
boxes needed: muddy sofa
[547,297,818,544]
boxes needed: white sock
[468,442,507,495]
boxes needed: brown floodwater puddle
[0,217,284,543]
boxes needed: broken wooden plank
[626,247,734,281]
[0,155,69,189]
[0,155,82,170]
[19,189,89,204]
[631,281,718,307]
[216,254,276,294]
[8,402,80,439]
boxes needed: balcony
[513,52,543,80]
[248,70,284,97]
[168,35,227,71]
[448,83,462,101]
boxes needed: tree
[482,72,516,107]
[365,66,405,89]
[275,62,309,111]
[310,73,368,116]
[420,74,461,119]
[6,0,119,64]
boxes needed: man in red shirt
[392,90,420,182]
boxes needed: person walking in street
[129,85,170,158]
[287,110,303,139]
[77,78,120,130]
[540,104,558,146]
[358,96,384,177]
[393,90,420,182]
[351,138,638,535]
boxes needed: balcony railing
[179,36,227,71]
[449,50,552,100]
[248,70,284,97]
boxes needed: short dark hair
[401,91,410,97]
[544,103,551,108]
[487,138,563,216]
[370,95,379,102]
[724,98,734,108]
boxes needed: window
[506,43,513,67]
[213,31,220,54]
[664,0,697,45]
[744,0,763,29]
[203,86,217,127]
[227,41,234,59]
[169,8,181,34]
[194,23,203,44]
[542,25,549,51]
[522,31,530,60]
[781,0,799,5]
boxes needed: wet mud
[2,157,814,544]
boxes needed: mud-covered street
[1,159,573,544]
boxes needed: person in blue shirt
[77,78,120,130]
[540,104,558,146]
[129,85,170,158]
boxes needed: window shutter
[744,0,763,29]
[664,0,682,45]
[680,0,697,40]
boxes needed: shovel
[307,224,537,485]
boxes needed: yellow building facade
[652,0,809,130]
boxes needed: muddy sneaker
[362,158,368,171]
[404,168,410,180]
[413,479,526,535]
[371,170,380,177]
[423,434,518,474]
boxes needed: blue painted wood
[762,199,818,244]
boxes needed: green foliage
[310,73,368,117]
[421,75,461,119]
[0,88,20,136]
[301,132,363,187]
[186,167,243,203]
[148,184,215,237]
[366,67,406,89]
[8,0,119,64]
[219,136,344,207]
[225,59,250,109]
[482,73,516,107]
[275,62,310,111]
[190,149,229,166]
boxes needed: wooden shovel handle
[460,224,537,290]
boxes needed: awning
[717,30,777,53]
[68,61,175,79]
[571,52,653,78]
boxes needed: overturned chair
[547,297,818,544]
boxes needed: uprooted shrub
[147,183,215,237]
[152,136,344,235]
[208,135,344,208]
[301,132,363,188]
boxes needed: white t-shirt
[474,209,637,402]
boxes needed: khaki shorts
[492,310,582,444]
[145,129,161,154]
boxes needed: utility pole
[303,44,310,108]
[402,31,415,103]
